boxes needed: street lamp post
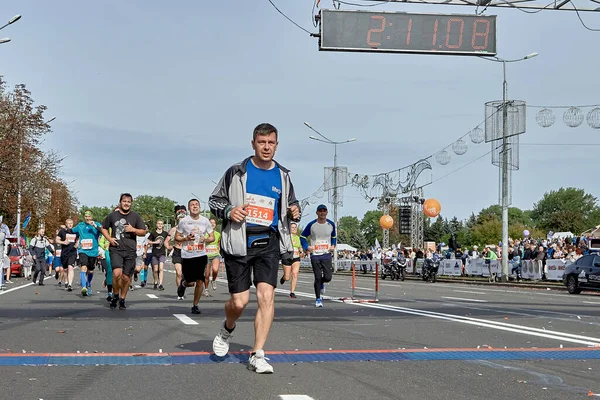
[304,122,356,271]
[480,52,538,282]
[0,14,22,44]
[15,116,55,240]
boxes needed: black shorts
[61,253,77,268]
[181,255,208,282]
[79,254,98,271]
[224,232,279,294]
[109,248,137,277]
[172,247,182,264]
[144,253,153,265]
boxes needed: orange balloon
[379,214,394,230]
[423,198,441,218]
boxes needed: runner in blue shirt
[74,211,102,296]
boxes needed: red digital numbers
[362,13,491,52]
[367,15,386,47]
[472,19,490,50]
[445,18,464,49]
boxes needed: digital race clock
[319,9,497,56]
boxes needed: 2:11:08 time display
[320,10,497,56]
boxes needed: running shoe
[213,319,234,357]
[248,349,273,374]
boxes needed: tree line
[337,187,600,250]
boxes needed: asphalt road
[1,266,599,400]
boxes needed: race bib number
[314,240,329,252]
[293,248,300,258]
[245,193,275,227]
[56,249,62,257]
[206,244,218,254]
[186,243,205,252]
[81,239,93,250]
[66,234,76,243]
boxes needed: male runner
[176,199,214,314]
[205,218,221,293]
[56,219,80,292]
[209,122,300,374]
[280,222,302,298]
[139,227,153,288]
[74,211,102,296]
[165,205,187,299]
[300,204,336,308]
[148,219,168,291]
[29,227,54,286]
[52,227,64,286]
[101,193,146,310]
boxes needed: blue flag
[22,212,31,229]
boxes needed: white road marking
[280,396,316,400]
[354,287,375,291]
[442,296,488,303]
[453,290,487,295]
[275,288,600,346]
[583,301,600,305]
[0,276,52,295]
[146,294,159,299]
[173,314,198,325]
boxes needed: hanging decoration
[587,107,600,129]
[535,108,555,128]
[563,106,584,128]
[435,150,451,165]
[452,139,468,155]
[469,127,485,144]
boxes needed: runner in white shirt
[175,199,214,315]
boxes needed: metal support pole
[382,201,389,249]
[15,138,22,240]
[501,60,510,282]
[351,262,356,299]
[333,143,338,272]
[375,262,379,302]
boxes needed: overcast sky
[2,0,599,226]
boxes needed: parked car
[9,246,24,277]
[563,254,600,294]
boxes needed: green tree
[360,210,383,247]
[131,195,177,229]
[424,215,445,243]
[471,218,501,246]
[338,215,361,246]
[478,205,533,226]
[531,187,600,234]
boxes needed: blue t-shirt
[74,221,102,257]
[245,160,282,230]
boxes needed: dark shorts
[61,253,77,268]
[172,248,182,264]
[151,255,166,266]
[224,232,279,294]
[283,257,301,266]
[79,254,98,271]
[143,253,153,265]
[109,249,137,277]
[181,255,208,282]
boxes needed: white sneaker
[211,280,217,291]
[213,320,234,357]
[248,349,273,374]
[315,298,323,308]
